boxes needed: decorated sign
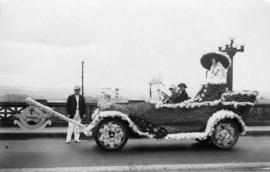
[13,106,52,130]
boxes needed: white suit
[66,111,81,142]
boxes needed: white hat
[74,86,81,90]
[169,85,177,90]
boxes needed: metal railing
[0,101,270,127]
[0,100,97,127]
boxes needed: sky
[0,0,270,98]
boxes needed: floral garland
[147,98,254,110]
[221,101,254,108]
[203,79,226,85]
[156,100,222,109]
[86,110,155,138]
[91,108,100,120]
[221,90,258,98]
[165,110,245,140]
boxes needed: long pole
[149,83,152,99]
[82,61,84,97]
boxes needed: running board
[164,132,208,140]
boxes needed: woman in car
[208,58,226,82]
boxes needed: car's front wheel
[94,119,128,151]
[210,120,239,149]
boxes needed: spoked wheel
[94,119,128,151]
[210,120,239,149]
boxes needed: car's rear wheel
[210,120,239,149]
[94,119,128,151]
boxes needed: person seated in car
[169,85,179,103]
[164,85,179,103]
[177,83,189,103]
[163,84,189,104]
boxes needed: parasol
[200,52,231,70]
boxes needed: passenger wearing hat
[66,86,86,143]
[177,83,189,103]
[166,85,179,103]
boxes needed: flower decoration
[165,110,245,140]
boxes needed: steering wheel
[160,91,173,104]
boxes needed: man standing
[177,83,189,103]
[66,86,86,143]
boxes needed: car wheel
[94,119,128,151]
[210,120,239,149]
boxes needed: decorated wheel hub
[214,123,235,146]
[98,122,125,149]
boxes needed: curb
[0,133,91,140]
[1,162,270,172]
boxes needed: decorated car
[25,52,258,151]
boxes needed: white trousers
[66,110,81,141]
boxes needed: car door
[138,103,218,134]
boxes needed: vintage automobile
[89,85,257,151]
[25,53,258,151]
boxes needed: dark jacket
[177,90,189,103]
[66,94,86,119]
[169,92,180,103]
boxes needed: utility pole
[81,61,84,97]
[218,39,244,91]
[149,83,152,99]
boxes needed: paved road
[0,137,270,171]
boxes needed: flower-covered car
[86,83,257,151]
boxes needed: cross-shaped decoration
[29,107,35,115]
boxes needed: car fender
[86,110,155,138]
[205,109,246,137]
[165,109,246,141]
